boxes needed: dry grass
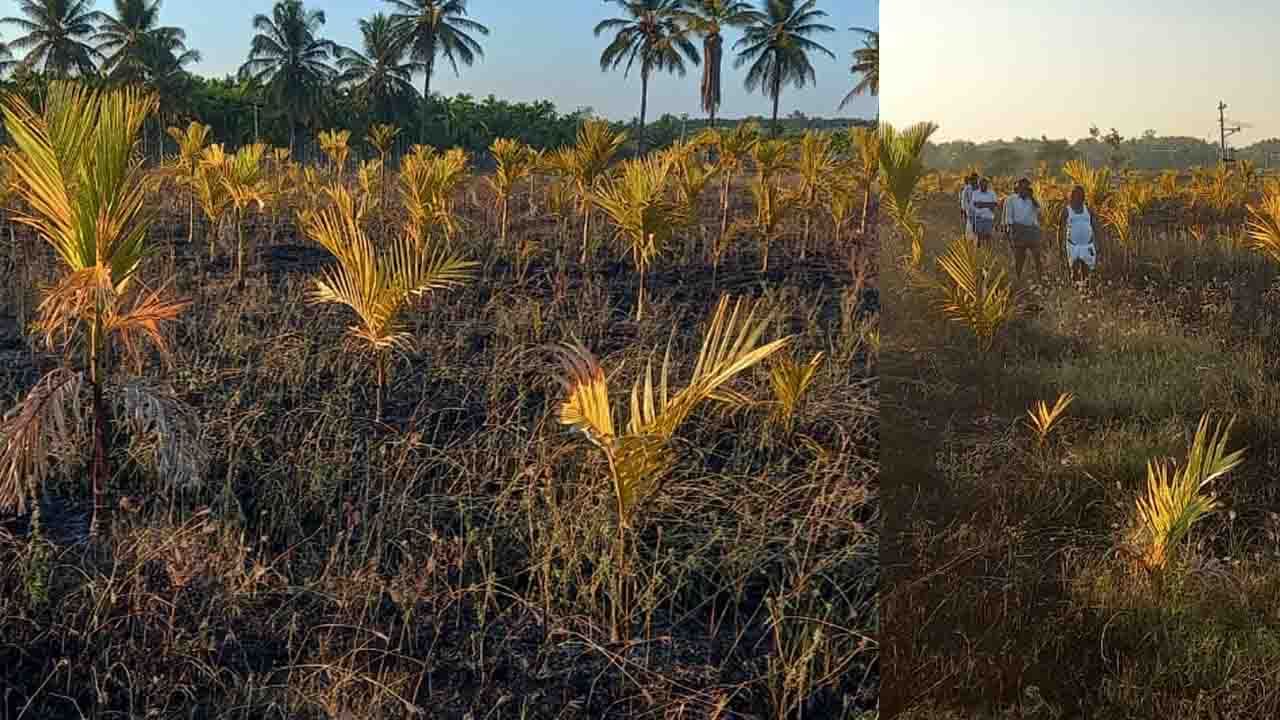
[883,184,1280,718]
[0,164,877,719]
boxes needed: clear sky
[136,0,877,121]
[882,0,1278,144]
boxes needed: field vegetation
[0,75,877,719]
[882,123,1280,717]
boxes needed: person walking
[1062,184,1098,282]
[959,173,978,238]
[1003,177,1043,282]
[969,177,998,246]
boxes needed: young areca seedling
[317,128,352,175]
[303,185,478,423]
[552,294,792,640]
[486,138,537,247]
[768,351,824,433]
[930,235,1019,353]
[1026,392,1074,446]
[1133,414,1245,572]
[552,294,793,528]
[593,152,690,320]
[0,82,204,537]
[166,121,213,244]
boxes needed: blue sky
[882,0,1277,144]
[141,0,876,121]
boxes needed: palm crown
[595,0,700,149]
[336,12,423,123]
[239,0,338,152]
[734,0,835,134]
[677,1,761,123]
[841,26,877,109]
[2,0,105,78]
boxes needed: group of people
[958,173,1100,283]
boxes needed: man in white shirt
[1002,177,1043,281]
[969,177,998,245]
[958,173,978,238]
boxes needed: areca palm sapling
[794,129,836,258]
[486,137,536,247]
[561,119,628,263]
[551,294,792,640]
[746,138,799,273]
[594,152,691,320]
[262,147,295,246]
[366,123,399,229]
[662,140,719,259]
[595,0,700,152]
[697,121,759,245]
[0,82,203,537]
[1133,414,1244,572]
[399,145,470,247]
[221,143,272,288]
[192,143,229,258]
[165,120,211,245]
[317,128,351,176]
[734,0,835,136]
[304,184,477,422]
[826,174,858,248]
[878,121,938,268]
[928,235,1018,353]
[848,125,878,234]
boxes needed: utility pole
[1217,101,1242,163]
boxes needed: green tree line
[0,0,876,162]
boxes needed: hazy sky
[108,0,878,121]
[882,0,1278,144]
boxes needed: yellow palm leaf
[551,342,617,445]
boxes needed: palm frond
[0,368,85,514]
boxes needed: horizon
[882,0,1275,146]
[0,0,877,123]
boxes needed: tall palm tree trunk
[638,65,650,153]
[770,73,782,137]
[422,50,436,146]
[704,33,722,128]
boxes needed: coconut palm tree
[336,13,422,124]
[0,37,15,76]
[734,0,835,136]
[385,0,489,145]
[676,0,760,128]
[93,0,186,83]
[238,0,338,155]
[2,0,105,78]
[596,0,700,152]
[840,26,876,110]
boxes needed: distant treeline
[0,72,872,164]
[924,131,1280,174]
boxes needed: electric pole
[1218,101,1242,163]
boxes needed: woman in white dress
[1061,185,1098,282]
